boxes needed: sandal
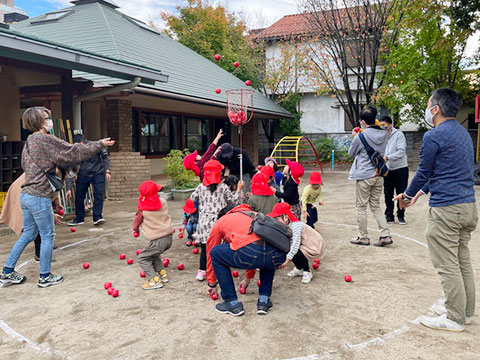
[350,237,370,246]
[374,236,393,247]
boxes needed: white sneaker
[196,270,206,281]
[466,317,473,325]
[301,271,313,284]
[420,313,464,332]
[287,267,303,277]
[432,302,473,325]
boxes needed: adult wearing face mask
[395,88,477,332]
[348,106,392,247]
[379,116,409,225]
[0,107,115,288]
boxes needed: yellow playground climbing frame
[270,136,323,173]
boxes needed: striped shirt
[287,221,305,260]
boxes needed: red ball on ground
[312,262,319,270]
[234,61,239,68]
[58,209,65,216]
[136,249,142,255]
[71,227,76,233]
[107,287,114,295]
[232,271,239,278]
[344,275,352,282]
[314,259,320,264]
[245,80,251,86]
[193,248,199,254]
[186,240,192,246]
[120,253,126,260]
[239,287,246,294]
[140,271,146,278]
[192,241,197,246]
[112,289,119,298]
[104,281,112,290]
[179,228,183,232]
[133,232,139,238]
[177,264,184,270]
[83,262,90,269]
[163,258,170,267]
[257,280,261,287]
[211,292,218,300]
[178,233,184,239]
[214,54,221,61]
[127,258,134,265]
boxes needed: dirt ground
[0,171,479,360]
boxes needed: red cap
[267,202,298,222]
[251,173,274,196]
[202,159,224,186]
[183,198,197,214]
[286,159,304,184]
[184,150,200,177]
[309,171,322,185]
[260,164,274,179]
[137,180,163,211]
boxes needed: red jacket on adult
[206,204,259,285]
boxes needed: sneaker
[257,299,273,315]
[215,301,245,316]
[432,303,473,325]
[93,218,105,226]
[466,317,473,325]
[302,271,313,284]
[37,273,64,288]
[34,255,56,263]
[0,270,27,285]
[158,269,169,283]
[420,313,464,332]
[287,267,304,277]
[196,270,206,281]
[386,216,395,224]
[67,219,84,226]
[142,276,163,290]
[398,217,407,225]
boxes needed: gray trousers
[137,235,172,280]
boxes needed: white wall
[299,94,345,133]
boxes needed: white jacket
[385,128,408,170]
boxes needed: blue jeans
[185,222,197,240]
[210,243,286,302]
[306,204,318,229]
[75,173,105,222]
[4,193,55,276]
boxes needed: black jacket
[275,177,299,205]
[218,148,256,178]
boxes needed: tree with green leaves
[377,0,480,125]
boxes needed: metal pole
[239,125,243,180]
[332,150,335,170]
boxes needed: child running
[132,181,173,290]
[301,171,323,229]
[191,160,244,281]
[275,159,304,220]
[181,198,198,246]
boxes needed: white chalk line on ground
[0,222,184,353]
[3,221,423,358]
[283,221,431,360]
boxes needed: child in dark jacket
[275,159,304,220]
[182,198,198,246]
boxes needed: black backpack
[358,133,389,177]
[241,211,292,253]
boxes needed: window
[184,117,210,153]
[140,112,170,155]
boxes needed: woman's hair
[207,183,218,193]
[223,175,239,191]
[22,107,51,132]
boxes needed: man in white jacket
[380,116,409,225]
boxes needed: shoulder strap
[241,211,257,220]
[358,133,374,156]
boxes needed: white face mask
[44,119,53,133]
[424,106,436,128]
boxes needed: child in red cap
[248,172,277,214]
[181,198,198,246]
[183,129,224,180]
[275,159,304,219]
[301,171,323,229]
[132,181,174,290]
[190,160,245,281]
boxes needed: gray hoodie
[385,127,408,171]
[348,126,388,180]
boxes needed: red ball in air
[245,80,251,86]
[215,88,221,95]
[234,62,239,68]
[214,54,221,61]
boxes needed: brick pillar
[106,99,132,152]
[242,119,259,165]
[105,100,151,199]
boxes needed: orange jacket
[206,204,259,285]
